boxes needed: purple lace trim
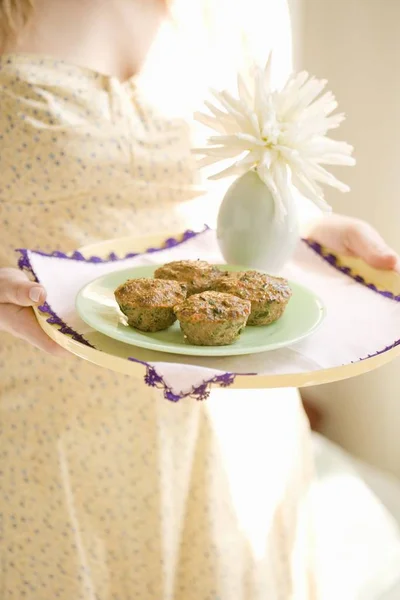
[16,227,242,400]
[305,240,400,302]
[16,227,208,264]
[38,301,95,348]
[306,239,400,361]
[16,228,209,352]
[18,249,95,348]
[357,338,400,361]
[15,230,400,400]
[128,358,239,401]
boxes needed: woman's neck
[2,0,167,82]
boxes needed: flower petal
[283,77,328,121]
[271,161,293,221]
[208,152,258,180]
[291,171,332,212]
[305,162,351,193]
[207,133,264,148]
[193,111,229,134]
[195,155,223,168]
[257,159,287,222]
[263,52,273,93]
[192,145,245,158]
[193,57,354,202]
[221,90,261,136]
[315,154,356,166]
[237,73,252,106]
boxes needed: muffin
[154,260,221,296]
[212,270,292,326]
[114,278,187,332]
[174,291,251,346]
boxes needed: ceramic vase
[217,170,299,273]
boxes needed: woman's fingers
[308,215,400,271]
[344,221,400,271]
[0,268,46,306]
[0,303,67,356]
[0,268,67,356]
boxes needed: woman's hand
[302,214,399,430]
[307,214,399,271]
[0,268,66,355]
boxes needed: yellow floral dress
[0,20,315,600]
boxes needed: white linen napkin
[18,228,400,400]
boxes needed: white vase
[216,170,300,274]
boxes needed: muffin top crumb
[174,291,251,323]
[213,271,292,304]
[154,260,221,294]
[115,278,186,308]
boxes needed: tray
[30,230,400,390]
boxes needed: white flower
[193,55,355,222]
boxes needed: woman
[0,2,398,599]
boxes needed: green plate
[76,265,326,357]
